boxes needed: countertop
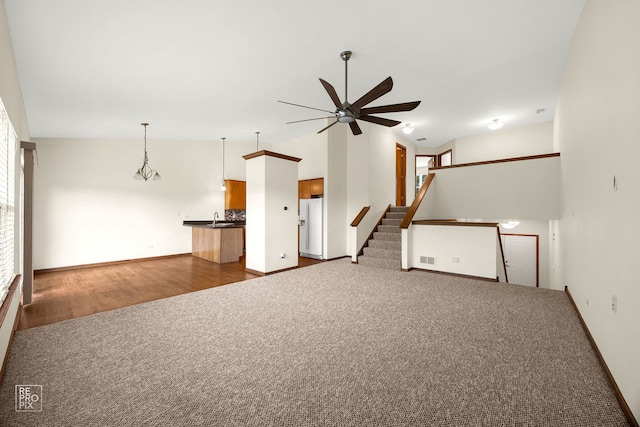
[183,220,245,229]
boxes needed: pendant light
[133,123,161,181]
[220,137,227,192]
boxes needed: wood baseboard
[34,253,192,274]
[564,286,638,427]
[408,267,498,282]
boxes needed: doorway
[415,155,434,195]
[501,234,539,287]
[396,143,406,206]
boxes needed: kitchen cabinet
[298,177,324,200]
[191,225,244,264]
[224,179,246,210]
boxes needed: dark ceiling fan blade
[286,116,334,124]
[317,120,339,134]
[349,121,362,136]
[351,76,394,111]
[319,78,342,109]
[278,100,334,114]
[358,115,402,127]
[360,100,421,115]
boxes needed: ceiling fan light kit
[279,50,421,136]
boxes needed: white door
[502,235,537,287]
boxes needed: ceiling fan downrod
[341,50,351,103]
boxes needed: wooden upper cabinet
[310,178,324,197]
[299,178,324,200]
[224,180,246,210]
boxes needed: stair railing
[400,173,435,229]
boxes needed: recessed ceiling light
[488,119,504,130]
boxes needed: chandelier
[133,122,161,181]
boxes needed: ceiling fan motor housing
[336,102,356,123]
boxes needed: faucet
[213,211,219,226]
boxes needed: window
[438,149,452,167]
[0,98,16,306]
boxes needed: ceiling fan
[278,51,421,136]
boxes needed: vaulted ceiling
[4,0,584,146]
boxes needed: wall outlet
[452,257,460,263]
[612,295,617,313]
[279,253,285,259]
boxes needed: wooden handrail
[350,206,371,227]
[400,173,435,229]
[431,152,560,170]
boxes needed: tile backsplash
[225,209,246,221]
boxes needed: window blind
[0,98,16,306]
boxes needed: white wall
[454,121,554,164]
[245,153,299,273]
[415,156,561,221]
[410,224,497,279]
[0,0,28,372]
[0,0,28,138]
[245,156,266,272]
[415,121,554,166]
[367,124,400,209]
[554,0,640,419]
[271,132,326,180]
[324,122,348,259]
[32,137,254,269]
[224,140,260,181]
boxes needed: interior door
[396,143,406,206]
[501,234,538,287]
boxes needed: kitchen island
[183,221,244,264]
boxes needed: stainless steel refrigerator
[299,198,323,259]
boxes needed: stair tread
[358,255,401,270]
[363,247,401,257]
[372,232,401,241]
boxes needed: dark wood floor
[18,254,322,331]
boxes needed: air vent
[420,256,436,265]
[536,108,546,114]
[416,137,428,142]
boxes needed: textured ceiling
[4,0,584,146]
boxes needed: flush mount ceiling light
[488,118,504,130]
[133,123,161,181]
[220,137,227,192]
[402,123,414,134]
[501,219,520,229]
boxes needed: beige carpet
[0,259,629,426]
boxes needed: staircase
[357,206,409,271]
